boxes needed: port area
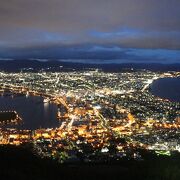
[0,111,22,126]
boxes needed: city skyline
[0,1,180,179]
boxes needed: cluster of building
[0,69,180,163]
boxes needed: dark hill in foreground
[0,145,180,180]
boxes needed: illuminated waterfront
[0,69,179,163]
[0,95,59,130]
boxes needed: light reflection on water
[0,95,60,130]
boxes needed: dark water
[0,95,60,130]
[151,77,180,102]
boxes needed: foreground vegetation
[0,145,180,180]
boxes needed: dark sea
[151,77,180,102]
[0,95,60,130]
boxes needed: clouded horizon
[0,0,180,63]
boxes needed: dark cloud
[0,44,179,64]
[0,0,179,31]
[0,0,179,61]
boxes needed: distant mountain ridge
[0,60,180,72]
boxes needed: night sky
[0,0,180,63]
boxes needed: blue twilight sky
[0,0,180,63]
